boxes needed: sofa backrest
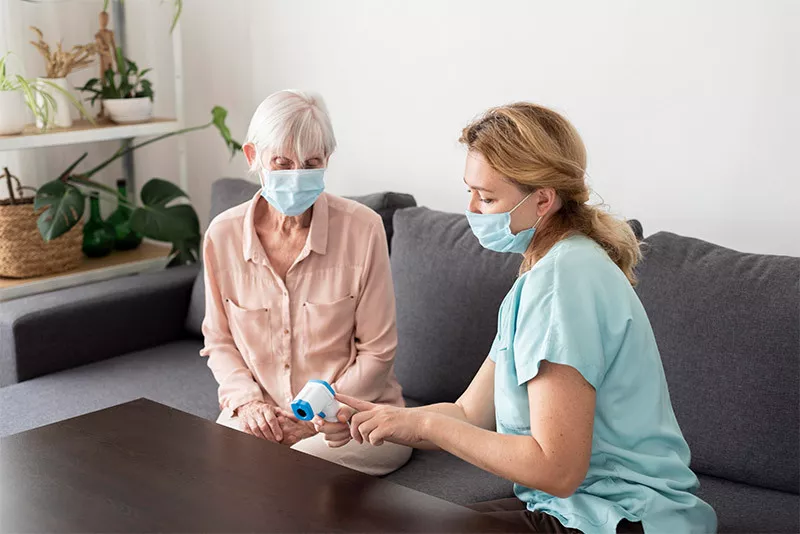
[634,232,799,494]
[390,207,523,404]
[184,178,416,336]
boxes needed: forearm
[404,403,469,450]
[421,413,574,497]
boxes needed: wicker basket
[0,169,84,279]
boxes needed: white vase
[0,91,27,135]
[103,97,153,124]
[36,77,73,129]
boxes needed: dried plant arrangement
[29,26,96,79]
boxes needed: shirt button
[284,363,290,370]
[283,329,289,335]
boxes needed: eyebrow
[463,177,491,192]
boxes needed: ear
[534,188,559,218]
[243,143,257,168]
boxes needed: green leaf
[211,106,243,157]
[115,47,126,75]
[130,204,199,243]
[126,58,138,76]
[129,178,200,263]
[139,68,152,78]
[34,180,86,241]
[140,178,189,208]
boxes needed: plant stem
[84,121,211,178]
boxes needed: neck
[256,198,312,233]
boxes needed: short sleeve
[488,332,502,362]
[511,250,606,389]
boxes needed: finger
[337,406,356,424]
[264,409,283,442]
[358,417,381,445]
[369,425,388,446]
[327,428,351,441]
[335,393,376,412]
[254,412,276,441]
[247,417,269,440]
[350,411,373,444]
[325,437,352,449]
[276,408,299,422]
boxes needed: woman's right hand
[313,405,356,448]
[235,401,283,442]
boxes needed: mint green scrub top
[490,235,717,534]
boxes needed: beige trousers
[216,411,412,476]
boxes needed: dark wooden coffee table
[0,399,518,533]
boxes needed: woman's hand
[336,393,430,447]
[275,408,318,447]
[313,404,357,448]
[235,401,284,442]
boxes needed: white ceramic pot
[103,97,153,124]
[0,90,27,135]
[36,77,73,129]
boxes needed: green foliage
[79,48,154,104]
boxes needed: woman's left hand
[336,393,429,447]
[275,408,318,446]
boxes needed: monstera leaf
[34,180,85,241]
[129,178,200,265]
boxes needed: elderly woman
[200,90,411,476]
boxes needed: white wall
[3,0,798,256]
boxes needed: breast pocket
[225,299,273,364]
[303,294,356,358]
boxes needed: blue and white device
[291,379,340,423]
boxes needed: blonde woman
[317,103,717,533]
[201,90,411,476]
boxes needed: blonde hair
[459,102,641,285]
[245,90,337,173]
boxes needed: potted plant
[79,48,154,124]
[29,26,97,129]
[34,106,241,266]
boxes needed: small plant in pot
[29,26,97,129]
[79,48,154,124]
[0,52,93,135]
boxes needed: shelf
[0,118,181,151]
[0,241,172,302]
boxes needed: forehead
[464,151,506,189]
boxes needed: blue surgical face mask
[465,193,543,254]
[259,167,326,216]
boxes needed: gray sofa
[1,178,797,533]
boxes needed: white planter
[36,77,73,129]
[103,97,153,124]
[0,91,27,135]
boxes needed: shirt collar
[242,191,329,263]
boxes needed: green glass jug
[82,192,115,258]
[106,179,142,251]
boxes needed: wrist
[419,412,439,443]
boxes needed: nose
[467,192,481,214]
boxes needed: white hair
[245,90,337,172]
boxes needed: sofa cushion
[185,178,416,336]
[383,449,514,506]
[634,232,800,494]
[0,340,217,437]
[696,475,799,533]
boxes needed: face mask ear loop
[509,192,533,214]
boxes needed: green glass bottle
[106,179,142,250]
[82,192,115,258]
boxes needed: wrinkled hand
[235,401,283,442]
[335,393,429,447]
[275,408,317,447]
[312,404,357,448]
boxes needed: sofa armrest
[0,264,199,386]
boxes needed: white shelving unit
[1,0,187,190]
[0,0,185,301]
